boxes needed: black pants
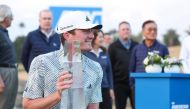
[99,88,112,109]
[114,84,134,109]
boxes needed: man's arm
[21,33,31,72]
[23,72,73,109]
[0,75,5,93]
[179,41,190,73]
[87,103,99,109]
[23,91,61,109]
[129,47,137,73]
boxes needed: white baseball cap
[55,11,102,34]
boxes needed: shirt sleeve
[108,44,115,70]
[106,54,114,89]
[21,33,32,72]
[179,41,190,73]
[89,63,103,103]
[129,47,137,72]
[23,56,45,99]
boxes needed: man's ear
[63,32,70,40]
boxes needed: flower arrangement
[163,56,182,68]
[163,56,183,73]
[143,51,163,73]
[143,51,163,67]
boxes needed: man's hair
[60,30,75,45]
[0,4,12,22]
[118,21,130,28]
[39,9,52,19]
[142,20,156,29]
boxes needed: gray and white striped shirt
[23,48,103,109]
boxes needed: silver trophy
[60,40,86,109]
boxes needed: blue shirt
[23,49,103,109]
[21,27,60,72]
[0,25,16,65]
[130,40,169,72]
[119,38,131,50]
[84,49,113,89]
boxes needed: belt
[0,63,17,68]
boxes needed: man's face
[4,15,13,28]
[142,23,157,40]
[66,29,94,51]
[119,23,131,40]
[39,11,52,31]
[104,35,112,45]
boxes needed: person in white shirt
[179,36,190,73]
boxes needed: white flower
[161,58,164,63]
[163,57,182,67]
[143,57,149,65]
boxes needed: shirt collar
[0,25,8,33]
[119,38,131,49]
[90,48,103,57]
[142,39,158,48]
[40,29,54,38]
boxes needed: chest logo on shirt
[101,56,107,59]
[153,50,160,54]
[87,84,92,89]
[53,43,57,47]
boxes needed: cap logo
[57,25,74,31]
[86,16,90,21]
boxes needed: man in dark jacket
[0,4,18,109]
[108,21,138,109]
[21,9,60,72]
[130,20,169,73]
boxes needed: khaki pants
[0,67,18,109]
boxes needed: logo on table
[171,102,189,109]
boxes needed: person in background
[84,30,114,109]
[0,4,18,109]
[179,36,190,73]
[129,20,169,109]
[103,34,113,49]
[130,20,169,73]
[108,21,138,109]
[21,9,60,72]
[22,11,103,109]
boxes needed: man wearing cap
[0,4,18,109]
[21,9,60,72]
[23,11,103,109]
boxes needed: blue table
[131,73,190,109]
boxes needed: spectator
[108,21,138,109]
[179,36,190,73]
[130,20,169,73]
[0,4,18,109]
[84,30,114,109]
[103,34,113,49]
[21,9,60,72]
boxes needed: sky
[1,0,190,42]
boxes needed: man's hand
[110,89,115,100]
[56,71,73,97]
[0,75,5,93]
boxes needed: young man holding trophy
[23,11,103,109]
